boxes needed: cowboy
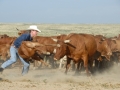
[0,25,41,75]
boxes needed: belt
[12,45,18,49]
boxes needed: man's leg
[0,46,18,72]
[18,56,30,75]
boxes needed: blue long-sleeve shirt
[14,33,33,48]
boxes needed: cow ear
[111,38,117,44]
[99,38,104,44]
[99,41,102,44]
[16,28,19,31]
[53,49,56,53]
[112,40,117,44]
[101,38,105,41]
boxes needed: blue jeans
[1,46,30,75]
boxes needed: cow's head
[53,39,69,60]
[0,34,9,39]
[95,35,112,60]
[110,39,119,52]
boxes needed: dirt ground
[0,64,120,90]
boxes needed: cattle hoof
[64,72,67,75]
[73,73,80,76]
[0,68,4,73]
[87,73,91,77]
[32,67,37,70]
[46,64,51,67]
[91,72,97,76]
[29,59,34,63]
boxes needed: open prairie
[0,23,120,90]
[0,23,120,37]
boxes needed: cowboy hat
[27,25,41,32]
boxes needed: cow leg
[32,54,49,69]
[74,61,81,76]
[45,55,55,69]
[50,55,58,69]
[94,59,99,72]
[39,59,48,67]
[65,58,71,75]
[82,55,90,76]
[1,53,6,62]
[71,60,76,71]
[33,60,39,69]
[98,60,104,73]
[59,59,63,69]
[88,59,94,75]
[62,60,67,69]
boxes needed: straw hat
[27,25,41,32]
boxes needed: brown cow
[110,38,120,52]
[18,41,50,67]
[94,35,112,60]
[109,37,120,64]
[0,44,11,61]
[0,36,16,45]
[0,36,16,64]
[33,35,67,53]
[53,33,97,76]
[32,35,67,68]
[33,36,57,54]
[0,34,9,38]
[93,35,112,73]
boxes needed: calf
[0,44,11,61]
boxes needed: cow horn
[57,44,61,47]
[16,28,19,31]
[111,38,116,40]
[53,49,56,53]
[101,38,105,41]
[64,40,70,43]
[52,38,58,42]
[46,52,50,55]
[41,51,51,55]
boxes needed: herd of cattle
[0,29,120,76]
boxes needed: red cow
[18,41,50,67]
[0,44,11,61]
[53,33,97,76]
[94,35,112,61]
[0,34,9,38]
[0,37,16,45]
[32,35,67,68]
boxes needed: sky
[0,0,120,24]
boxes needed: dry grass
[0,23,120,37]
